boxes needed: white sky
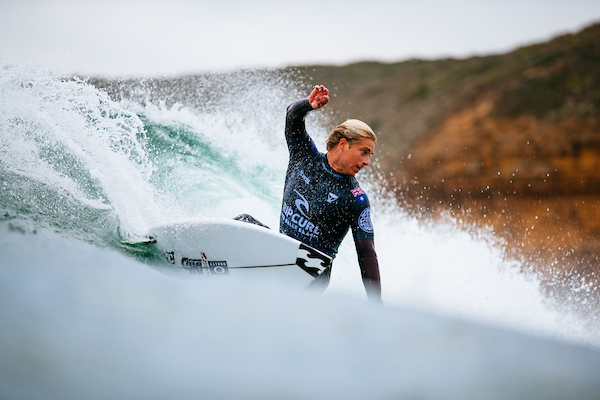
[2,0,600,77]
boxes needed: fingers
[314,85,329,96]
[309,85,330,109]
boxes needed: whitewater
[1,63,599,399]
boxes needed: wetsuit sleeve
[285,98,313,138]
[356,238,382,303]
[284,98,319,159]
[349,186,381,303]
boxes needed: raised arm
[285,85,330,139]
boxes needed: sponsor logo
[358,207,374,234]
[296,243,332,277]
[282,201,320,238]
[293,189,310,218]
[181,252,229,275]
[326,192,339,203]
[282,190,322,239]
[208,261,229,275]
[299,170,310,184]
[164,251,175,264]
[351,187,368,205]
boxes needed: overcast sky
[2,0,600,77]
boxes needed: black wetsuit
[279,98,381,301]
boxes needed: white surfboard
[140,218,332,287]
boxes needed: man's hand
[309,85,330,109]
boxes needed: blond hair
[326,119,376,152]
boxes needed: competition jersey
[279,99,374,258]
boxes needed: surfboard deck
[136,218,332,287]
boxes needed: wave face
[1,63,599,381]
[0,66,304,245]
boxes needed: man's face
[338,137,375,176]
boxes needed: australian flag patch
[351,187,368,205]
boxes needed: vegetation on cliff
[290,22,600,175]
[293,23,600,300]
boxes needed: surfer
[280,85,382,303]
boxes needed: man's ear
[339,138,348,150]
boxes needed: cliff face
[294,23,600,281]
[398,100,600,196]
[396,98,600,276]
[88,23,600,285]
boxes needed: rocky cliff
[293,23,600,285]
[89,22,600,291]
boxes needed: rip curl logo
[294,189,310,218]
[358,207,374,234]
[282,194,320,238]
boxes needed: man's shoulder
[329,177,370,206]
[349,184,370,206]
[288,143,322,167]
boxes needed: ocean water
[1,63,600,399]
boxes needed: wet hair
[326,119,376,152]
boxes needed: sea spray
[0,64,162,242]
[3,226,600,399]
[0,63,598,348]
